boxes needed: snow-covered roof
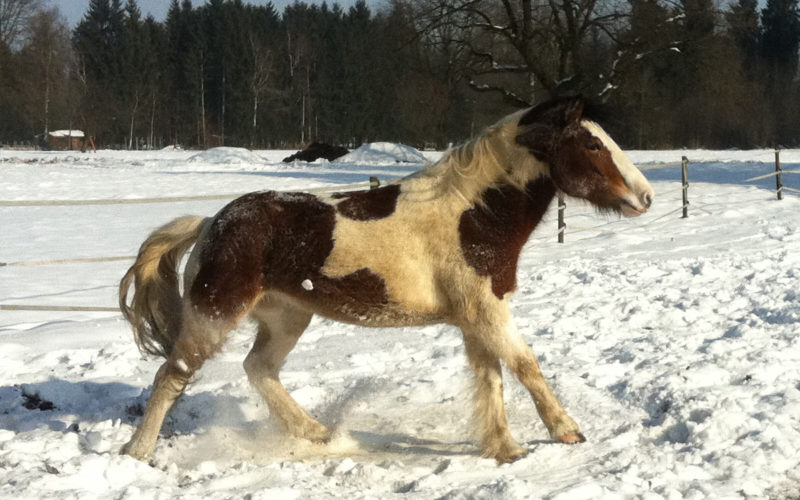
[49,130,85,138]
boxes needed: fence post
[681,156,689,218]
[557,193,566,243]
[369,176,380,189]
[775,149,783,200]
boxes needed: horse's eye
[587,142,602,151]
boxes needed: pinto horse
[119,96,654,464]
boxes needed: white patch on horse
[582,120,654,215]
[301,279,314,291]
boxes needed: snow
[48,130,85,138]
[188,146,267,164]
[336,142,428,164]
[1,146,800,499]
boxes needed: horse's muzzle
[621,189,654,217]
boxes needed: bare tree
[409,0,626,104]
[249,34,274,146]
[20,7,70,137]
[0,0,41,48]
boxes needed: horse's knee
[243,349,276,382]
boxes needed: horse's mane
[409,109,541,205]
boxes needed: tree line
[0,0,799,150]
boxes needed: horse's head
[515,96,654,217]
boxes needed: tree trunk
[128,90,139,150]
[252,93,258,147]
[149,91,156,150]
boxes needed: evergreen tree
[165,0,205,146]
[761,0,800,75]
[760,0,800,145]
[73,0,128,144]
[726,0,761,72]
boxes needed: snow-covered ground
[1,146,799,499]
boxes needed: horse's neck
[465,177,557,243]
[458,177,556,298]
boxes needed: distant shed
[46,130,86,151]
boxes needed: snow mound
[336,142,427,164]
[49,130,85,138]
[187,147,263,164]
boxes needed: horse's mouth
[620,199,646,217]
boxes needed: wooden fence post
[681,156,689,218]
[775,149,783,200]
[557,193,566,243]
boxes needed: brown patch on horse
[190,191,390,320]
[332,184,401,221]
[190,191,336,317]
[459,178,556,299]
[303,267,389,322]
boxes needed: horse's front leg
[461,309,585,462]
[509,344,586,445]
[461,333,528,463]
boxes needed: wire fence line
[0,179,377,208]
[1,255,134,267]
[1,156,797,313]
[0,304,120,312]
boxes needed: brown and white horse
[119,96,653,464]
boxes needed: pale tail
[119,216,208,358]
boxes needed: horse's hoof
[310,433,332,445]
[557,432,586,444]
[120,442,152,462]
[483,441,528,464]
[302,422,332,444]
[495,448,528,464]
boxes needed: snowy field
[1,145,799,499]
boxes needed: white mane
[404,110,549,204]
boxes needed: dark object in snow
[126,403,145,419]
[282,142,349,163]
[22,392,55,411]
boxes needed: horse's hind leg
[122,309,233,461]
[244,299,330,442]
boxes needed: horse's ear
[517,95,585,128]
[564,97,584,126]
[515,96,585,160]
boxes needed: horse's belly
[273,290,443,327]
[324,303,443,327]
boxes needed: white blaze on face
[582,120,655,216]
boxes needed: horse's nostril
[643,193,653,208]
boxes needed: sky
[45,0,388,27]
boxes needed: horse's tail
[119,215,208,359]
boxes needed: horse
[118,96,654,464]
